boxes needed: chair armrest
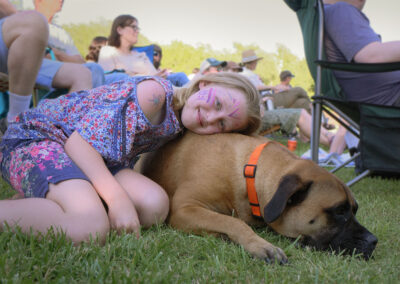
[315,60,400,73]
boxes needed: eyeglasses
[153,51,161,57]
[127,24,140,32]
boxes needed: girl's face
[181,83,248,135]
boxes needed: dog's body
[140,132,377,263]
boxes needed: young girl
[0,72,261,243]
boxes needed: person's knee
[11,11,48,41]
[84,63,105,88]
[3,11,48,50]
[137,187,169,228]
[69,210,110,244]
[53,63,92,91]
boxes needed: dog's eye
[309,219,315,224]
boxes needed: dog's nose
[366,234,378,248]
[363,234,378,260]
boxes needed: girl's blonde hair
[173,72,261,135]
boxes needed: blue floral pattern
[0,76,182,196]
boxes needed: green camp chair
[283,0,400,186]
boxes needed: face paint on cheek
[195,88,213,103]
[206,88,216,106]
[227,93,241,119]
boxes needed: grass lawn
[1,138,399,283]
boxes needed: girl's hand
[108,197,141,238]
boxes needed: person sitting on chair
[0,0,92,129]
[241,51,312,112]
[323,0,400,106]
[98,15,168,78]
[152,44,189,87]
[272,70,313,114]
[85,36,107,63]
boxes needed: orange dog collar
[243,142,269,218]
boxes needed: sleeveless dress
[0,76,182,197]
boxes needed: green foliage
[63,20,151,61]
[63,20,314,93]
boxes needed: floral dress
[0,76,182,198]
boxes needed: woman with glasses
[98,15,169,81]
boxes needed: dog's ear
[263,174,312,223]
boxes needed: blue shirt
[324,2,400,106]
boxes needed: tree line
[65,21,314,93]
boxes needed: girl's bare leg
[115,169,169,228]
[0,179,110,243]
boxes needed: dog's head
[260,161,377,260]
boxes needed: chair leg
[32,88,39,107]
[311,99,323,163]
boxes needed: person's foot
[323,122,336,130]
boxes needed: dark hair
[108,14,137,47]
[92,36,107,45]
[85,36,108,62]
[153,44,162,56]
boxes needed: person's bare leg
[297,109,333,147]
[2,11,48,95]
[0,179,109,243]
[329,125,347,154]
[115,169,169,228]
[52,62,92,92]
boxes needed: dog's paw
[246,236,288,265]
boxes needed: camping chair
[283,0,400,186]
[132,45,154,64]
[0,71,66,119]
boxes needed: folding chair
[132,45,154,64]
[283,0,400,186]
[0,71,66,120]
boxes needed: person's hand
[154,68,169,78]
[107,197,141,239]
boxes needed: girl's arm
[64,131,140,238]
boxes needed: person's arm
[64,131,140,237]
[0,0,16,18]
[51,47,86,63]
[354,41,400,63]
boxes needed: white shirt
[98,46,157,76]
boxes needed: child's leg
[114,169,169,228]
[0,179,110,243]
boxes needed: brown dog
[139,132,377,264]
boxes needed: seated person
[259,107,335,148]
[223,61,243,73]
[34,0,105,88]
[98,15,176,83]
[85,36,107,63]
[271,70,312,114]
[323,0,400,106]
[240,49,274,92]
[152,44,189,87]
[187,67,199,80]
[0,0,91,128]
[190,58,227,81]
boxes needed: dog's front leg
[169,205,288,264]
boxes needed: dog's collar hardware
[244,142,269,219]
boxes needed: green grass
[1,139,399,283]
